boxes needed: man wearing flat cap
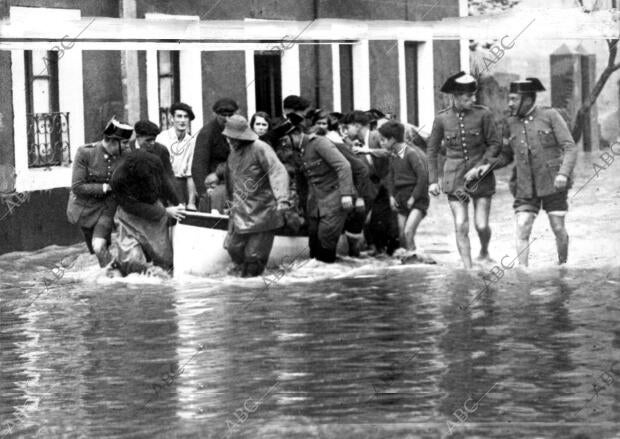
[427,71,501,269]
[67,117,133,267]
[222,115,290,277]
[473,77,577,266]
[156,102,198,210]
[192,97,239,212]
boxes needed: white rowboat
[173,211,308,276]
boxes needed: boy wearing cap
[379,120,429,263]
[223,115,290,277]
[473,78,577,266]
[67,118,133,267]
[427,71,501,269]
[192,98,238,211]
[156,102,197,210]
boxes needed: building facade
[0,0,463,254]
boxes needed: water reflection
[2,155,620,437]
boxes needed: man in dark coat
[192,98,238,210]
[66,118,133,267]
[427,72,501,269]
[473,78,577,266]
[324,112,375,257]
[129,120,180,206]
[223,115,290,277]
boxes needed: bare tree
[470,0,620,147]
[570,1,620,144]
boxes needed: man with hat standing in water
[67,118,133,267]
[223,115,290,277]
[427,71,501,269]
[472,78,577,266]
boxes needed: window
[254,52,282,118]
[25,50,70,168]
[158,50,180,130]
[405,42,419,126]
[339,45,354,113]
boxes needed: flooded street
[1,151,619,438]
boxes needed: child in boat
[378,120,429,264]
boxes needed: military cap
[440,71,478,94]
[170,102,196,120]
[103,118,133,140]
[509,77,546,93]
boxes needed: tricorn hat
[440,71,478,94]
[509,77,546,94]
[103,118,133,140]
[222,115,259,141]
[170,102,196,121]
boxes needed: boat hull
[173,212,308,276]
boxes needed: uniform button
[529,116,533,121]
[460,124,464,127]
[524,121,528,124]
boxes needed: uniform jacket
[493,106,577,198]
[226,139,289,234]
[302,134,354,218]
[427,104,500,194]
[192,118,230,196]
[66,141,125,228]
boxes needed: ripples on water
[1,159,620,438]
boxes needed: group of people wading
[67,71,576,277]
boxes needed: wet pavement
[1,150,619,438]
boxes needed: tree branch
[571,38,619,142]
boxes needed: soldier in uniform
[427,72,501,269]
[472,78,577,266]
[302,129,355,262]
[66,118,133,267]
[278,96,355,262]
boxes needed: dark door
[254,52,282,118]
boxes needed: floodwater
[1,151,619,439]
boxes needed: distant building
[0,0,463,254]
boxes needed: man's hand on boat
[276,200,291,212]
[341,195,354,210]
[166,204,187,221]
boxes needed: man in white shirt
[156,102,198,210]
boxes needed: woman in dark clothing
[110,150,186,275]
[66,118,133,267]
[250,111,272,145]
